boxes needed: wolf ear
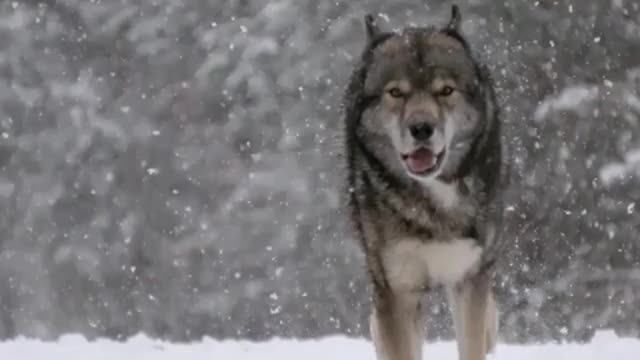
[446,4,462,32]
[364,13,381,40]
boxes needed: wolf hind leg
[369,288,424,360]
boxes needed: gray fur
[364,14,381,40]
[447,5,462,32]
[340,6,508,360]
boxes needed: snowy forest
[0,0,639,345]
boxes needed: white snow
[533,85,599,122]
[1,330,639,360]
[599,147,640,186]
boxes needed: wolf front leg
[447,272,496,360]
[485,291,498,354]
[369,287,424,360]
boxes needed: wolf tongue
[407,148,436,173]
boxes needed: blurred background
[0,0,639,344]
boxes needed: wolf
[340,5,508,360]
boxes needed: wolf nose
[409,123,434,141]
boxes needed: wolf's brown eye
[387,87,404,98]
[438,86,455,97]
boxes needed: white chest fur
[422,178,460,209]
[383,238,483,289]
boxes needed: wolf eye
[438,86,455,97]
[387,87,404,98]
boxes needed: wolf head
[348,5,496,184]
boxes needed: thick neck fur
[350,137,478,234]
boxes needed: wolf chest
[383,237,483,289]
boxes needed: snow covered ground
[0,330,638,359]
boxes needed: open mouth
[401,147,446,176]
